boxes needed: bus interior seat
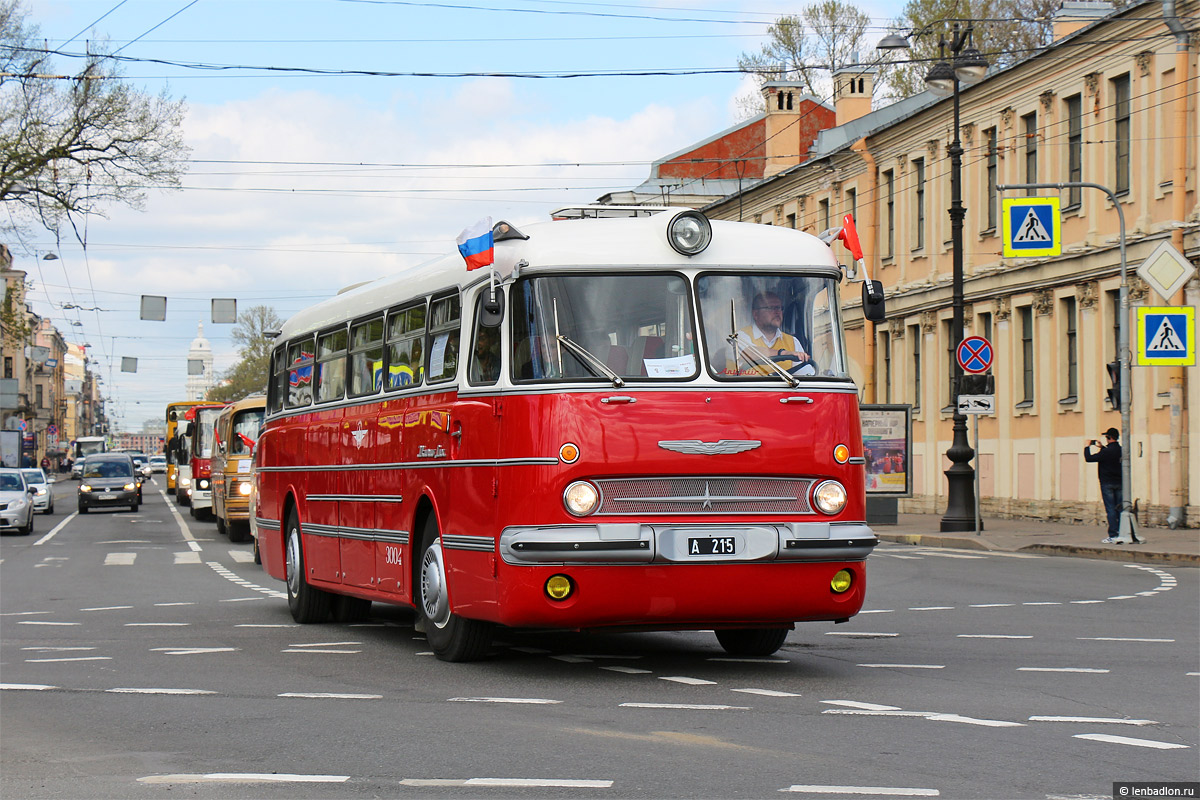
[601,344,629,374]
[631,336,665,376]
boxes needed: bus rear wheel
[416,517,493,662]
[285,510,333,623]
[715,628,789,657]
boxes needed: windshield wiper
[556,334,626,388]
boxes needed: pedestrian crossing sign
[1135,306,1195,366]
[1001,197,1061,257]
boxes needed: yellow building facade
[703,0,1198,527]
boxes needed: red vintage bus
[256,208,883,661]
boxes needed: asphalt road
[2,480,1197,800]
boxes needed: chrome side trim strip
[259,457,558,473]
[306,494,405,503]
[296,523,410,545]
[441,534,495,552]
[255,517,281,531]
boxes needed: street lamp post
[880,23,988,532]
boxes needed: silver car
[21,468,54,515]
[0,469,36,535]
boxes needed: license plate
[688,536,737,556]
[97,493,115,500]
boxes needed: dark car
[77,454,141,513]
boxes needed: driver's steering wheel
[770,353,816,375]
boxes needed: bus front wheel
[416,517,493,662]
[285,511,332,623]
[715,628,789,657]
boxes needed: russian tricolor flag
[456,217,494,271]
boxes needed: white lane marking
[151,647,239,656]
[139,773,350,784]
[0,611,50,616]
[206,561,286,599]
[159,488,200,551]
[104,553,136,566]
[33,512,77,546]
[221,597,273,602]
[22,646,95,651]
[1070,600,1105,604]
[236,624,298,628]
[925,714,1024,727]
[278,692,382,700]
[400,779,612,789]
[287,641,362,648]
[601,666,652,674]
[970,603,1014,608]
[1073,734,1190,750]
[448,697,561,705]
[81,605,133,612]
[187,541,201,552]
[173,552,201,564]
[1,683,57,690]
[858,664,945,670]
[281,648,361,654]
[1077,637,1174,643]
[551,655,593,663]
[17,620,80,626]
[822,701,903,711]
[1030,716,1157,725]
[107,688,216,695]
[916,551,986,559]
[1107,595,1137,600]
[857,609,894,614]
[1188,672,1200,677]
[26,656,112,663]
[957,634,1033,639]
[1022,602,1060,606]
[1017,667,1109,674]
[125,622,190,627]
[909,606,954,611]
[822,709,1022,727]
[782,785,939,796]
[660,676,717,685]
[825,632,899,638]
[823,710,941,718]
[154,602,195,607]
[229,549,255,563]
[732,688,802,697]
[620,702,749,710]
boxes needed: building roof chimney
[1053,1,1113,41]
[831,63,877,127]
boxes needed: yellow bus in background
[164,401,200,495]
[211,395,265,543]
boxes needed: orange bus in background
[212,395,265,542]
[164,401,198,495]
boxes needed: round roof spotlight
[667,211,712,256]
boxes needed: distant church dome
[185,321,216,401]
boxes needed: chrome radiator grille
[593,476,813,515]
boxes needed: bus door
[341,317,384,590]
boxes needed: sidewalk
[874,513,1200,566]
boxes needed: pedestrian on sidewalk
[1084,428,1123,543]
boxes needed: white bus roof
[279,211,841,341]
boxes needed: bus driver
[728,291,815,376]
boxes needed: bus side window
[286,337,315,408]
[316,327,348,403]
[386,303,426,390]
[427,293,461,383]
[349,316,385,396]
[469,296,502,386]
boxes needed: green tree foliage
[880,0,1056,100]
[207,306,283,403]
[736,0,872,112]
[0,0,189,240]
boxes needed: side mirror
[480,287,505,328]
[862,280,886,323]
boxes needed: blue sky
[20,0,898,429]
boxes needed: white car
[20,468,54,515]
[149,456,166,474]
[0,469,36,535]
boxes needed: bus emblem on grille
[657,440,761,455]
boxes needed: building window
[1023,112,1037,194]
[786,213,796,229]
[978,311,993,344]
[913,158,926,250]
[819,198,830,231]
[882,333,892,403]
[1066,94,1083,208]
[1062,297,1078,403]
[36,384,44,408]
[1018,306,1034,407]
[3,356,11,379]
[985,128,998,230]
[845,188,857,224]
[910,324,921,411]
[883,170,895,258]
[944,319,956,411]
[1112,73,1131,194]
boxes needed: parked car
[0,468,36,534]
[149,456,166,474]
[77,455,140,513]
[20,468,54,515]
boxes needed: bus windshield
[512,273,697,382]
[74,438,106,459]
[697,273,848,381]
[230,409,264,455]
[195,407,224,458]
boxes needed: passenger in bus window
[471,325,501,384]
[727,291,814,376]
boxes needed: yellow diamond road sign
[1136,241,1196,301]
[1002,197,1061,258]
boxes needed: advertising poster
[860,404,912,497]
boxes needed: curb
[875,533,999,551]
[876,532,1198,566]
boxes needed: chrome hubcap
[286,527,301,597]
[420,541,451,629]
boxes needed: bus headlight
[812,480,847,515]
[180,477,191,487]
[563,481,599,516]
[238,482,252,496]
[199,479,209,490]
[667,210,712,256]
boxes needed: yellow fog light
[831,569,853,594]
[545,574,573,601]
[833,443,850,464]
[563,481,599,516]
[559,442,579,463]
[812,480,847,515]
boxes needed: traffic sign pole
[1000,181,1142,544]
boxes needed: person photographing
[1084,428,1123,544]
